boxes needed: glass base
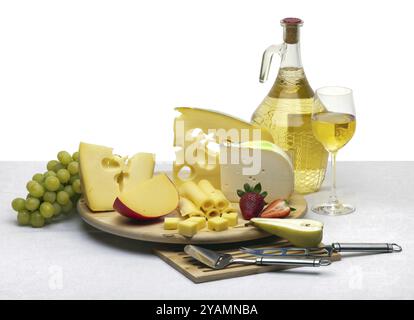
[311,202,355,216]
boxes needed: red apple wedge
[113,173,179,221]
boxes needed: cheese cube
[221,212,238,227]
[187,216,206,230]
[208,217,229,232]
[178,220,199,237]
[163,217,181,230]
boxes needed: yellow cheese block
[221,212,238,227]
[187,216,206,230]
[164,217,181,230]
[178,220,199,237]
[173,107,273,189]
[79,142,124,212]
[79,142,155,212]
[208,216,229,232]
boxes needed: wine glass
[311,86,356,216]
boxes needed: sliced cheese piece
[173,107,273,189]
[179,197,204,217]
[220,140,294,202]
[198,179,229,210]
[121,153,155,192]
[79,142,124,211]
[178,181,214,211]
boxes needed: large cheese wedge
[220,141,294,202]
[79,142,155,212]
[173,107,273,189]
[113,174,179,221]
[79,142,124,211]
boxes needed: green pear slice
[250,218,323,247]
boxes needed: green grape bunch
[11,150,82,228]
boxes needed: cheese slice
[79,142,155,212]
[220,141,294,202]
[173,107,274,189]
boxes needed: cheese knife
[240,243,403,257]
[184,245,331,270]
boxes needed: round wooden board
[77,194,307,244]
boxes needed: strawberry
[237,183,267,220]
[260,199,296,219]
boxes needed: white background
[1,0,413,161]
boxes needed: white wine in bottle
[252,18,328,194]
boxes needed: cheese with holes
[173,107,273,189]
[220,141,294,202]
[79,142,155,212]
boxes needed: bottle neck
[280,42,303,69]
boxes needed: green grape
[44,170,57,178]
[47,160,59,171]
[30,211,45,228]
[67,161,79,175]
[17,210,31,225]
[28,181,45,198]
[52,203,62,216]
[26,180,36,192]
[44,176,60,191]
[40,202,55,218]
[62,200,73,213]
[57,151,72,166]
[52,162,65,173]
[64,185,75,197]
[12,198,26,212]
[72,151,80,162]
[69,174,80,184]
[57,169,70,184]
[43,191,56,203]
[72,179,82,194]
[32,173,44,184]
[57,191,70,205]
[25,197,40,211]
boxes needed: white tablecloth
[1,161,413,299]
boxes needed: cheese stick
[205,208,220,219]
[198,179,230,210]
[179,181,214,211]
[179,197,204,217]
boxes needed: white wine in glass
[311,87,356,215]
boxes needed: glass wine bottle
[252,18,328,193]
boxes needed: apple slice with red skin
[113,173,179,221]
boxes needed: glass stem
[329,151,338,205]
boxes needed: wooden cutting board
[77,193,307,244]
[154,239,341,283]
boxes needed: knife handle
[255,257,331,267]
[332,243,402,253]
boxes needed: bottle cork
[281,17,303,44]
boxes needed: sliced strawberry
[260,199,295,219]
